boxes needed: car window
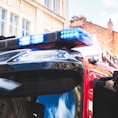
[12,50,68,62]
[0,51,20,62]
[0,49,31,62]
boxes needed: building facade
[0,0,68,37]
[84,20,118,66]
[84,21,118,54]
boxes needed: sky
[69,0,118,32]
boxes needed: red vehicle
[0,27,117,118]
[82,57,118,118]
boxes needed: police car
[0,27,117,118]
[0,28,93,118]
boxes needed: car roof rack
[0,28,93,51]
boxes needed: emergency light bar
[59,28,92,44]
[0,28,93,51]
[18,34,45,46]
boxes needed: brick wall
[84,22,118,55]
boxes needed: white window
[9,13,18,36]
[22,19,30,36]
[53,0,59,13]
[44,0,50,8]
[0,8,6,36]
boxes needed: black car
[0,28,92,118]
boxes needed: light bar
[60,28,80,40]
[18,36,30,46]
[31,34,45,44]
[18,34,45,46]
[0,78,21,91]
[59,28,93,46]
[0,28,93,51]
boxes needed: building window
[9,13,18,36]
[0,8,6,36]
[44,0,50,8]
[22,19,30,36]
[53,0,59,13]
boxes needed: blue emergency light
[59,28,93,46]
[18,36,30,46]
[18,34,45,46]
[0,28,93,51]
[60,28,80,40]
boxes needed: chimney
[107,18,113,33]
[107,18,113,48]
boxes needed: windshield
[0,86,82,118]
[0,49,31,62]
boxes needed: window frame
[22,19,30,37]
[44,0,50,8]
[9,13,18,37]
[0,8,6,36]
[53,0,59,13]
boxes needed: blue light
[17,28,93,47]
[30,34,44,44]
[18,34,45,46]
[60,28,79,40]
[60,28,93,46]
[18,36,30,46]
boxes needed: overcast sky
[69,0,118,31]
